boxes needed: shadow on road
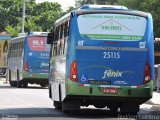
[0,108,119,119]
[0,107,160,120]
[0,83,48,89]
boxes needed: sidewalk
[0,78,8,85]
[145,92,160,111]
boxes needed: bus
[7,32,50,88]
[47,4,154,114]
[0,34,11,77]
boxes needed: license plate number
[103,88,118,94]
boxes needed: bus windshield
[28,36,50,52]
[77,14,147,41]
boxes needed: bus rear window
[28,36,50,52]
[77,14,147,41]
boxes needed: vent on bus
[24,62,28,71]
[70,60,78,82]
[144,64,151,84]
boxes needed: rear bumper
[23,71,48,79]
[66,79,153,104]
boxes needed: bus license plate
[103,88,118,94]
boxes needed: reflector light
[144,64,151,84]
[70,60,78,82]
[24,62,28,71]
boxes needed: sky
[36,0,75,10]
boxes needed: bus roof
[54,4,149,27]
[54,4,128,26]
[54,13,70,26]
[19,32,49,37]
[80,4,128,10]
[0,34,11,40]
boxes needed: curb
[0,79,8,85]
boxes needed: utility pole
[22,0,30,33]
[22,0,25,33]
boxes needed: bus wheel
[62,100,80,113]
[23,82,28,88]
[40,83,48,88]
[54,101,62,110]
[17,70,22,88]
[8,70,17,87]
[108,106,118,113]
[120,104,139,115]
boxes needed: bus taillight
[24,62,28,71]
[70,60,78,82]
[144,64,151,84]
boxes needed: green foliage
[5,26,19,37]
[1,0,160,37]
[75,0,117,8]
[30,2,62,31]
[0,0,62,36]
[75,0,160,37]
[117,0,143,10]
[117,0,160,37]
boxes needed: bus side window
[63,20,69,55]
[12,43,15,58]
[54,43,57,56]
[8,44,12,58]
[50,44,53,57]
[17,42,21,57]
[60,24,65,55]
[57,26,61,56]
[63,21,68,54]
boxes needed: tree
[117,0,144,10]
[117,0,160,37]
[29,2,62,31]
[75,0,117,8]
[0,0,21,32]
[0,0,62,35]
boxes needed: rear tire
[120,103,139,115]
[108,106,118,114]
[8,70,17,87]
[23,82,28,88]
[62,100,80,113]
[40,83,48,88]
[17,70,22,88]
[54,101,62,110]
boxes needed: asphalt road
[0,80,160,120]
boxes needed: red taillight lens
[144,64,151,84]
[70,60,78,82]
[24,62,28,71]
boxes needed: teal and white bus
[7,32,50,88]
[47,5,154,114]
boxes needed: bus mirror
[71,12,75,17]
[47,33,53,44]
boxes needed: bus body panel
[65,12,154,102]
[50,56,66,101]
[76,48,147,86]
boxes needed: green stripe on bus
[81,34,143,40]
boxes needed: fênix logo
[102,68,123,78]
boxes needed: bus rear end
[23,35,50,87]
[66,9,154,113]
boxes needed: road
[0,80,160,120]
